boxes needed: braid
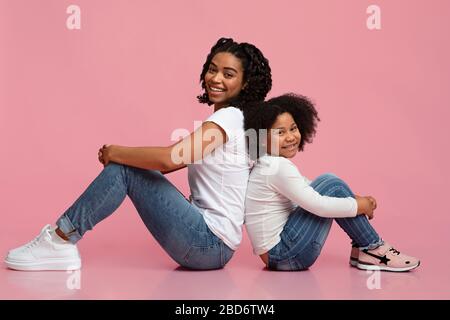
[198,38,233,84]
[229,43,272,109]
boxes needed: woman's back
[189,106,252,250]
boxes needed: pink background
[1,0,449,299]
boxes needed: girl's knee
[317,173,351,190]
[318,172,340,181]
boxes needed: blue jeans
[56,163,234,270]
[268,173,383,271]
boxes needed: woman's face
[267,112,301,158]
[204,52,245,110]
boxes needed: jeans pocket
[282,225,300,245]
[297,241,322,269]
[268,257,294,271]
[182,245,222,270]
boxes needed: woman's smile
[204,52,245,109]
[207,84,226,95]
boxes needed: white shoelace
[22,225,52,250]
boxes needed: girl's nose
[286,133,295,142]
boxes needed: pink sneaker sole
[356,260,420,272]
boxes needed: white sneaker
[5,224,82,271]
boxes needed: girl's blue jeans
[268,173,383,271]
[56,163,234,270]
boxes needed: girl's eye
[291,127,298,132]
[225,73,234,78]
[208,66,216,73]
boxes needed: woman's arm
[160,165,187,175]
[99,121,226,171]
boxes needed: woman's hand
[98,144,115,167]
[355,195,377,220]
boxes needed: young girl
[244,93,420,272]
[5,38,272,271]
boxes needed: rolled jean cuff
[56,214,82,244]
[353,238,384,250]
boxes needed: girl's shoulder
[256,155,299,177]
[258,154,295,166]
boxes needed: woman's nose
[211,73,223,83]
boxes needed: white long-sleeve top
[245,154,357,255]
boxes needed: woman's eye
[291,127,298,131]
[225,73,233,78]
[208,67,216,73]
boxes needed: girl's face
[204,52,245,110]
[267,112,301,158]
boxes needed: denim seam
[323,184,351,198]
[78,169,125,237]
[346,218,365,245]
[220,242,225,267]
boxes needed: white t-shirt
[188,106,251,250]
[245,155,357,255]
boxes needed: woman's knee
[101,162,126,179]
[107,163,163,186]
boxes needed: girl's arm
[355,195,376,219]
[268,158,358,218]
[99,121,227,171]
[269,160,376,219]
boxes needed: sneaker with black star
[356,242,420,272]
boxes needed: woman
[244,93,420,272]
[5,38,272,271]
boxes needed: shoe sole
[5,257,81,271]
[356,260,420,272]
[349,258,358,267]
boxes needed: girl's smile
[267,112,301,158]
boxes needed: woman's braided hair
[197,38,272,111]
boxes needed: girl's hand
[355,195,377,220]
[98,144,115,167]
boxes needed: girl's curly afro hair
[244,93,320,159]
[197,37,272,111]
